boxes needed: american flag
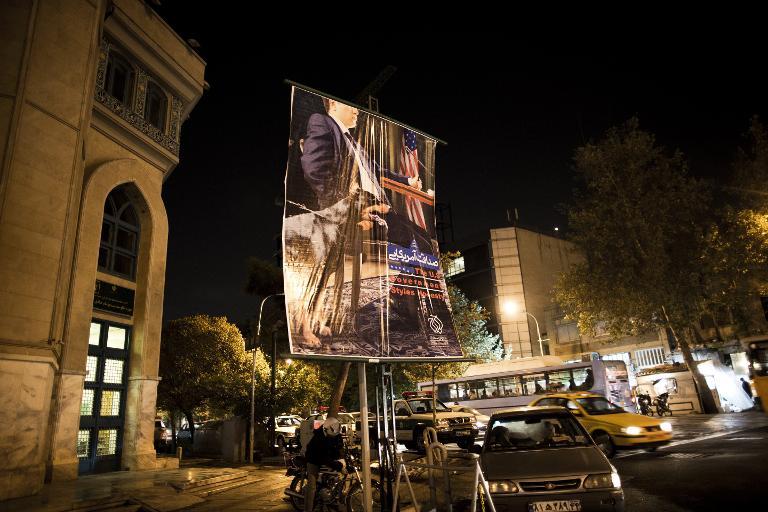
[400,130,426,230]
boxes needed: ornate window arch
[99,186,140,280]
[145,81,168,132]
[104,51,134,106]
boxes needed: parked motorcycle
[637,393,654,416]
[653,392,672,416]
[284,442,381,512]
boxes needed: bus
[748,339,768,411]
[417,356,633,415]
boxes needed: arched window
[145,81,167,132]
[104,52,134,106]
[99,187,140,280]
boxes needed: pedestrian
[741,378,754,401]
[304,416,345,512]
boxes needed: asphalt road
[185,412,768,511]
[613,424,768,511]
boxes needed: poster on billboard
[282,85,463,359]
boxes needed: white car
[275,415,302,448]
[450,405,490,433]
[304,412,356,435]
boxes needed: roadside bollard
[176,446,183,462]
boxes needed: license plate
[528,500,581,511]
[455,430,470,436]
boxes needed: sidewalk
[663,410,768,441]
[0,457,289,512]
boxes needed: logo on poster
[428,314,444,334]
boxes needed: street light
[502,299,545,357]
[250,293,284,464]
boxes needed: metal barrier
[392,429,496,512]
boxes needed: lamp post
[502,299,545,357]
[250,293,284,463]
[525,312,545,357]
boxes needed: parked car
[275,415,302,448]
[303,412,356,435]
[154,418,171,449]
[449,405,490,434]
[176,422,204,441]
[393,393,477,450]
[482,405,625,511]
[529,392,672,458]
[351,411,377,445]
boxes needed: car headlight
[476,421,486,429]
[660,422,672,432]
[620,426,643,436]
[489,481,519,493]
[584,472,621,489]
[436,419,449,429]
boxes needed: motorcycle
[284,443,381,512]
[637,393,654,416]
[653,392,672,416]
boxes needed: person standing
[304,417,345,512]
[741,377,754,402]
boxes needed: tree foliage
[157,315,250,440]
[553,118,722,412]
[241,349,330,420]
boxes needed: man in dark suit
[297,99,429,346]
[302,99,418,206]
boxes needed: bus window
[471,379,499,399]
[437,384,453,402]
[499,376,523,397]
[457,382,471,400]
[523,373,547,395]
[571,367,595,391]
[547,370,571,392]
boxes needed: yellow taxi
[529,392,672,458]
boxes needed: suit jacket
[301,113,409,210]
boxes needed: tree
[708,117,768,336]
[244,258,350,417]
[553,118,720,413]
[157,315,250,442]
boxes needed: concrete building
[0,0,205,499]
[447,226,670,367]
[448,226,579,358]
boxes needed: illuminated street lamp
[502,299,545,357]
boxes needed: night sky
[151,7,768,325]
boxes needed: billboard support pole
[358,363,372,512]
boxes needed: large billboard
[282,86,462,359]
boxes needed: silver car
[482,406,625,512]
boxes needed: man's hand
[362,204,390,216]
[357,204,390,231]
[408,176,423,190]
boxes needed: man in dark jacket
[304,417,344,512]
[741,377,754,402]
